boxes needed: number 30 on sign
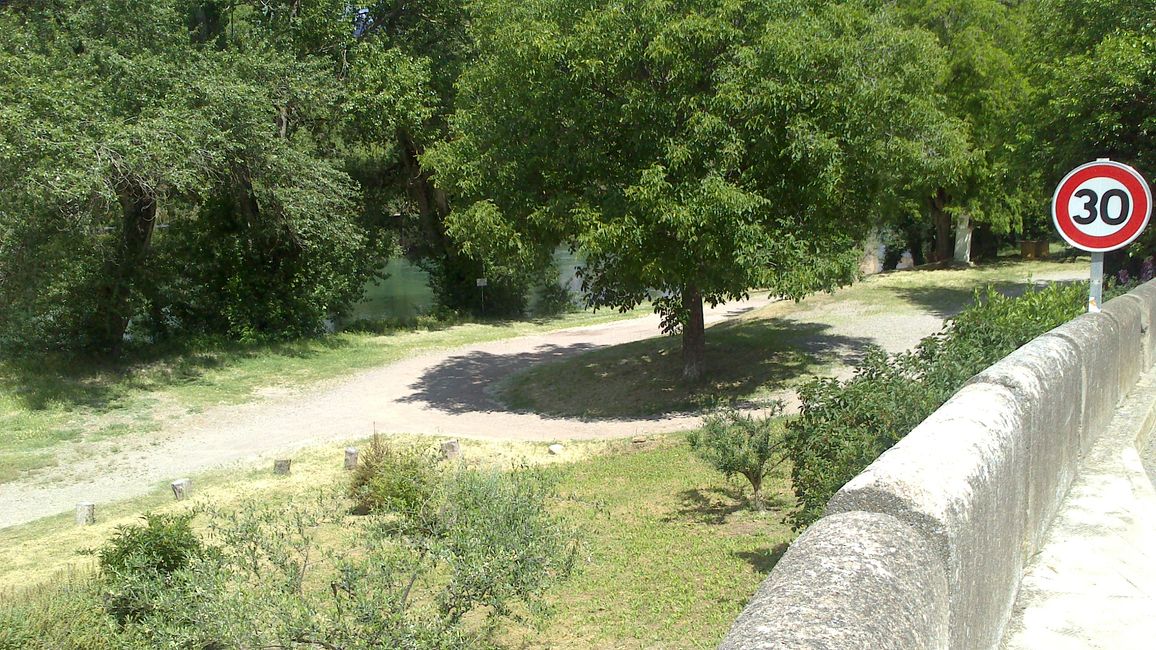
[1052,160,1152,253]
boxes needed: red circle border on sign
[1052,161,1152,252]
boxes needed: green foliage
[894,0,1034,236]
[94,513,206,625]
[97,513,203,578]
[427,0,967,371]
[689,405,787,510]
[1023,0,1155,265]
[0,580,137,650]
[2,463,577,649]
[0,0,379,353]
[785,282,1087,528]
[349,435,441,518]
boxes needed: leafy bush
[95,513,206,625]
[436,467,578,623]
[0,579,141,650]
[349,434,442,518]
[785,283,1087,529]
[688,405,787,510]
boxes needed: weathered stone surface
[273,459,291,475]
[1047,312,1124,453]
[75,502,95,526]
[719,511,948,650]
[1125,281,1156,367]
[967,335,1083,555]
[170,478,191,500]
[440,439,460,460]
[827,382,1030,650]
[547,443,564,455]
[1101,294,1145,394]
[344,447,359,470]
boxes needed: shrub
[349,434,441,519]
[785,282,1087,529]
[688,405,787,510]
[95,513,206,624]
[436,467,578,623]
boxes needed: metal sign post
[1089,252,1104,312]
[476,277,487,316]
[1052,158,1152,313]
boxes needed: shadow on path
[399,342,600,414]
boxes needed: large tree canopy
[427,0,967,380]
[894,0,1034,262]
[0,1,377,351]
[1022,0,1154,267]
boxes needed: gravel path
[0,268,1085,529]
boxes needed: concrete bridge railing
[720,280,1156,650]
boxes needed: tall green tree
[427,0,966,381]
[1022,0,1154,268]
[894,0,1034,263]
[0,0,376,351]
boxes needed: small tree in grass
[689,404,787,511]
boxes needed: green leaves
[0,0,378,351]
[785,282,1087,529]
[689,405,788,510]
[429,0,962,330]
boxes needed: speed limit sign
[1052,159,1152,312]
[1052,159,1152,253]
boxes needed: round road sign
[1052,160,1152,252]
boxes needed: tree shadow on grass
[667,485,749,525]
[735,542,789,575]
[0,336,354,412]
[401,319,875,419]
[666,485,795,526]
[881,274,1085,320]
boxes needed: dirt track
[0,268,1084,529]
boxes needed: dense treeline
[0,0,1151,372]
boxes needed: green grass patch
[0,306,648,484]
[502,438,793,649]
[501,259,1084,419]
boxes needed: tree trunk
[681,285,706,383]
[91,179,157,352]
[953,213,973,265]
[748,473,765,511]
[931,187,952,263]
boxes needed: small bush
[349,434,442,518]
[95,512,206,625]
[785,282,1087,529]
[688,405,787,510]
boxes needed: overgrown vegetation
[0,437,790,649]
[784,282,1089,528]
[2,443,578,649]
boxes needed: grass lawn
[0,435,792,650]
[504,438,792,649]
[0,306,649,484]
[501,258,1084,418]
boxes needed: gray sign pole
[1089,252,1104,312]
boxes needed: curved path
[2,299,780,528]
[0,267,1086,529]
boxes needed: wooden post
[75,503,95,526]
[440,439,460,460]
[274,459,292,475]
[171,478,191,500]
[344,447,358,470]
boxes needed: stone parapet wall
[720,280,1156,650]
